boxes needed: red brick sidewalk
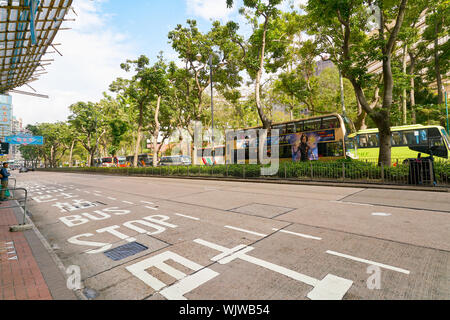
[0,202,53,300]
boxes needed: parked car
[159,155,191,166]
[19,167,28,173]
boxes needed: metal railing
[42,160,450,187]
[0,187,28,225]
[9,177,17,197]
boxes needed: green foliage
[68,101,108,166]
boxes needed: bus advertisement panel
[226,114,351,164]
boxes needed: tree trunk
[69,140,75,167]
[354,92,367,130]
[379,53,394,167]
[402,45,408,125]
[373,110,392,165]
[90,150,96,167]
[134,105,144,167]
[50,146,57,168]
[134,129,142,167]
[255,16,271,129]
[153,96,161,167]
[434,36,443,104]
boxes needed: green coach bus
[352,124,450,163]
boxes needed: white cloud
[186,0,237,21]
[11,0,136,127]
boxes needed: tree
[24,122,72,168]
[68,102,108,167]
[141,54,173,167]
[168,20,242,163]
[224,1,302,129]
[272,39,322,118]
[420,0,449,105]
[110,56,155,167]
[305,0,409,166]
[393,0,429,125]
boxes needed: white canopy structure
[0,0,73,94]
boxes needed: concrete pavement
[7,171,450,300]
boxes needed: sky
[11,0,304,127]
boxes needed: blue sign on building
[5,135,44,145]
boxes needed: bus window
[403,131,416,145]
[322,117,339,129]
[318,142,344,157]
[428,128,444,147]
[357,134,369,148]
[295,121,304,133]
[286,123,295,134]
[367,134,379,147]
[304,120,316,132]
[273,124,286,136]
[392,132,403,146]
[419,129,428,144]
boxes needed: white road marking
[141,201,154,205]
[107,197,117,201]
[145,206,159,211]
[224,226,267,237]
[371,212,392,217]
[126,251,219,300]
[331,201,374,207]
[272,228,322,241]
[326,250,410,275]
[175,213,200,221]
[307,274,353,300]
[194,239,353,300]
[122,201,134,205]
[160,269,219,300]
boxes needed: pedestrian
[0,162,11,201]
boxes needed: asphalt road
[14,171,450,300]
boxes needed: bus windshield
[102,158,113,163]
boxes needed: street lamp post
[442,85,449,135]
[209,54,215,166]
[445,90,449,135]
[196,52,217,166]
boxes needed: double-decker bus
[116,156,127,167]
[125,154,154,167]
[96,156,128,167]
[226,113,357,164]
[197,146,226,165]
[352,125,450,163]
[101,157,117,167]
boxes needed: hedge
[40,159,450,186]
